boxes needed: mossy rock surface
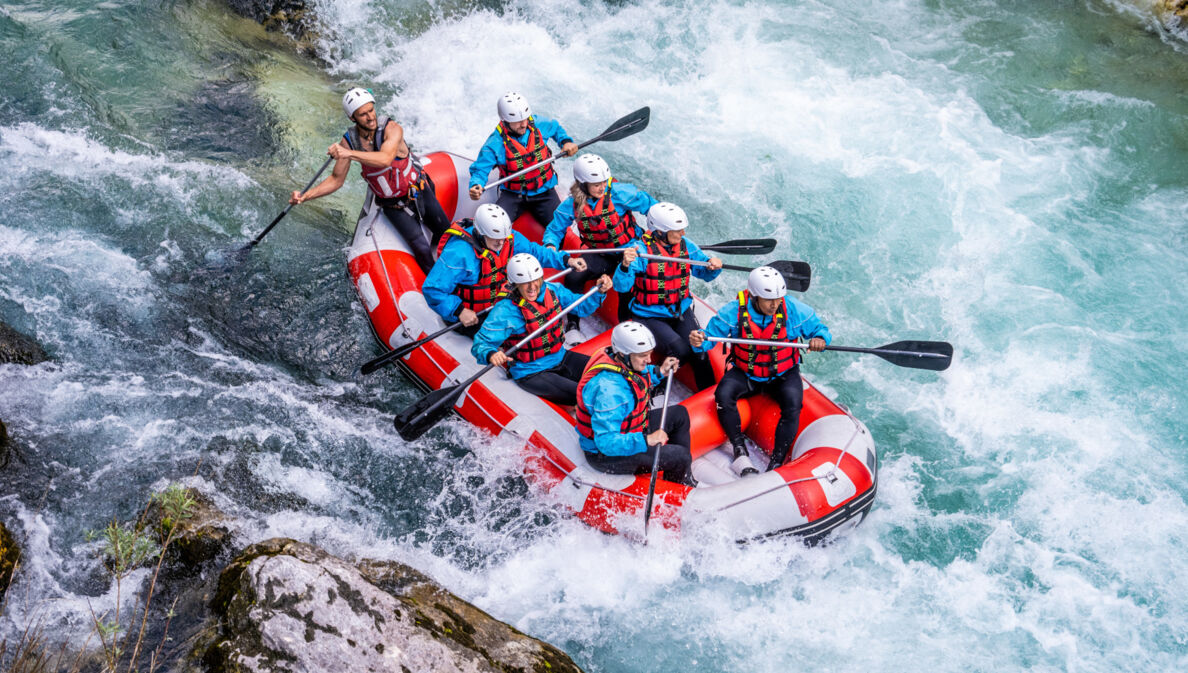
[199,537,584,673]
[223,0,321,59]
[0,520,19,603]
[0,321,47,366]
[145,487,235,575]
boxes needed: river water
[2,0,1187,671]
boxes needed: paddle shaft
[246,156,335,248]
[563,238,775,256]
[706,336,948,360]
[642,372,675,536]
[483,108,649,191]
[561,249,722,268]
[360,268,573,375]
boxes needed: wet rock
[145,487,236,575]
[225,1,320,58]
[0,321,48,365]
[0,520,19,603]
[0,418,9,469]
[199,538,585,673]
[1158,1,1188,34]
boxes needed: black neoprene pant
[584,407,694,485]
[496,189,561,228]
[634,309,717,390]
[714,365,804,471]
[378,179,450,274]
[514,350,589,406]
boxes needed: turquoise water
[2,0,1188,670]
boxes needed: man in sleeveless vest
[291,88,450,273]
[690,267,830,475]
[472,254,611,406]
[576,322,696,487]
[423,204,584,338]
[612,202,723,391]
[467,92,578,227]
[544,154,656,324]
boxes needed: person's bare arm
[290,143,351,204]
[330,119,406,169]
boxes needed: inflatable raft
[347,151,877,542]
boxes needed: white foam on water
[291,0,1188,671]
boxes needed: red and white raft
[347,151,877,543]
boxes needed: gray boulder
[198,538,584,673]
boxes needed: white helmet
[646,202,689,232]
[507,253,544,283]
[497,92,532,123]
[748,266,786,299]
[342,87,375,120]
[611,321,656,356]
[473,204,512,239]
[573,154,611,184]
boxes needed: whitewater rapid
[2,0,1188,671]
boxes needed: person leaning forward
[612,202,723,391]
[291,87,449,273]
[423,204,587,338]
[467,92,578,227]
[689,266,830,475]
[575,321,696,487]
[471,253,610,406]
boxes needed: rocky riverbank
[2,486,584,672]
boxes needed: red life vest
[496,118,555,192]
[434,222,513,312]
[575,182,640,249]
[501,286,566,364]
[575,347,650,443]
[343,117,421,200]
[632,232,690,309]
[730,291,799,378]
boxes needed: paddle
[700,238,777,255]
[358,269,573,376]
[645,256,811,293]
[563,249,810,292]
[241,156,335,252]
[643,371,675,538]
[393,285,603,441]
[482,107,651,191]
[563,237,777,257]
[706,336,953,371]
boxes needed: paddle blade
[361,341,417,376]
[768,260,812,292]
[702,238,777,255]
[393,384,464,441]
[593,107,651,144]
[873,341,953,371]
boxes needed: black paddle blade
[768,260,812,292]
[873,341,953,371]
[361,340,420,376]
[702,238,778,255]
[393,384,464,441]
[594,107,650,144]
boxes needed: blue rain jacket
[694,296,832,382]
[423,228,569,322]
[542,181,658,249]
[468,117,573,196]
[611,236,723,319]
[471,282,605,379]
[578,363,661,456]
